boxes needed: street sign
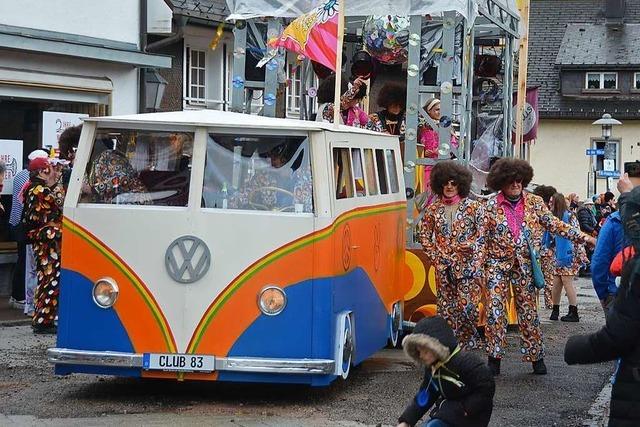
[597,170,620,178]
[603,159,615,171]
[586,149,605,155]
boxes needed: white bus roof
[85,110,391,137]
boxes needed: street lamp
[144,69,168,112]
[591,113,622,193]
[593,113,622,139]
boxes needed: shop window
[186,48,206,105]
[375,149,389,195]
[594,139,621,173]
[80,129,194,206]
[334,147,354,199]
[386,149,400,193]
[585,72,617,90]
[634,72,640,90]
[202,134,313,213]
[286,63,317,118]
[363,148,379,195]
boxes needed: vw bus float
[48,110,408,386]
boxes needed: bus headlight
[92,278,119,309]
[258,286,287,316]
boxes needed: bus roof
[85,110,390,137]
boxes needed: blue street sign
[597,170,620,178]
[586,149,606,155]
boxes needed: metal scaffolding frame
[226,1,521,246]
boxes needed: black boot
[488,356,501,376]
[561,305,579,322]
[549,305,560,321]
[532,359,547,375]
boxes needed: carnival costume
[420,196,485,349]
[483,192,588,362]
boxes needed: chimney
[605,0,625,26]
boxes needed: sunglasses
[445,180,458,187]
[510,178,523,184]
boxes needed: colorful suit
[483,192,588,362]
[420,198,485,349]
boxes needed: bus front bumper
[47,348,335,375]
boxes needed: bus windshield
[202,133,313,213]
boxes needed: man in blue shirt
[591,211,625,315]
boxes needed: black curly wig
[430,160,472,198]
[58,124,82,160]
[532,184,557,204]
[377,81,406,109]
[486,158,534,192]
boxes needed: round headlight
[258,286,287,316]
[92,278,119,308]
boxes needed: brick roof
[529,0,640,119]
[168,0,228,22]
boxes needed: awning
[0,67,113,104]
[0,24,171,69]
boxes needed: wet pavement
[0,277,614,426]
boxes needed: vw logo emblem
[165,236,211,283]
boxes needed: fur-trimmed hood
[403,316,458,365]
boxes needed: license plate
[142,353,215,372]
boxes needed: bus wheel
[338,313,354,380]
[389,301,402,347]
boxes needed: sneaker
[532,359,547,375]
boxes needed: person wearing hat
[316,75,371,128]
[418,98,459,194]
[397,316,495,427]
[7,149,49,312]
[22,156,62,334]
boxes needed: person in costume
[483,159,595,376]
[22,157,62,334]
[420,161,485,349]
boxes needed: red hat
[28,157,51,172]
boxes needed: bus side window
[333,147,354,199]
[363,148,378,195]
[386,149,400,193]
[375,149,389,194]
[350,148,367,197]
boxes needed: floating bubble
[409,33,421,47]
[407,64,419,77]
[264,93,276,106]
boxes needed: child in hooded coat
[398,316,495,427]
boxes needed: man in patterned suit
[483,159,595,376]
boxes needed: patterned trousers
[32,230,61,328]
[485,263,544,362]
[436,270,481,350]
[540,252,554,309]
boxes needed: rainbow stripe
[63,217,177,353]
[186,201,405,353]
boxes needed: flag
[512,86,539,143]
[269,0,339,71]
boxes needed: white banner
[0,140,23,195]
[42,112,88,151]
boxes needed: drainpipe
[146,16,188,52]
[139,0,148,113]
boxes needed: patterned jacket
[420,198,486,279]
[484,192,588,273]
